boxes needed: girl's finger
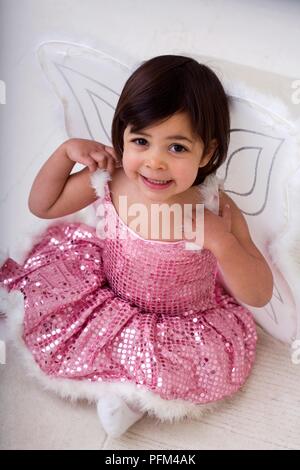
[97,155,108,169]
[105,145,117,160]
[85,156,98,172]
[90,151,109,163]
[107,157,115,175]
[94,142,106,151]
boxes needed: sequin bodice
[94,181,219,315]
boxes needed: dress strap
[197,173,225,215]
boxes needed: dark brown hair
[111,54,230,185]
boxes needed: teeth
[146,178,171,184]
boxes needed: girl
[0,55,273,439]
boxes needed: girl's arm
[28,139,117,219]
[210,192,274,308]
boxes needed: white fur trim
[198,173,224,215]
[89,169,112,239]
[90,169,112,200]
[0,285,224,422]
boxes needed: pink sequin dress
[0,170,257,420]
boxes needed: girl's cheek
[121,154,140,178]
[123,152,140,168]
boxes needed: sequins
[0,180,257,405]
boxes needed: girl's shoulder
[218,188,239,217]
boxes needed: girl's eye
[132,138,147,146]
[170,144,187,153]
[131,139,187,153]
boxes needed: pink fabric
[0,180,257,404]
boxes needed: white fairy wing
[37,41,133,146]
[194,55,300,345]
[214,83,300,344]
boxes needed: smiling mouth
[140,174,174,189]
[141,175,173,183]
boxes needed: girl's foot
[96,393,145,438]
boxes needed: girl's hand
[182,203,232,251]
[64,138,121,175]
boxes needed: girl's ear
[199,139,218,168]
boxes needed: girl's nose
[145,157,167,170]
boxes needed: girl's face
[122,112,217,204]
